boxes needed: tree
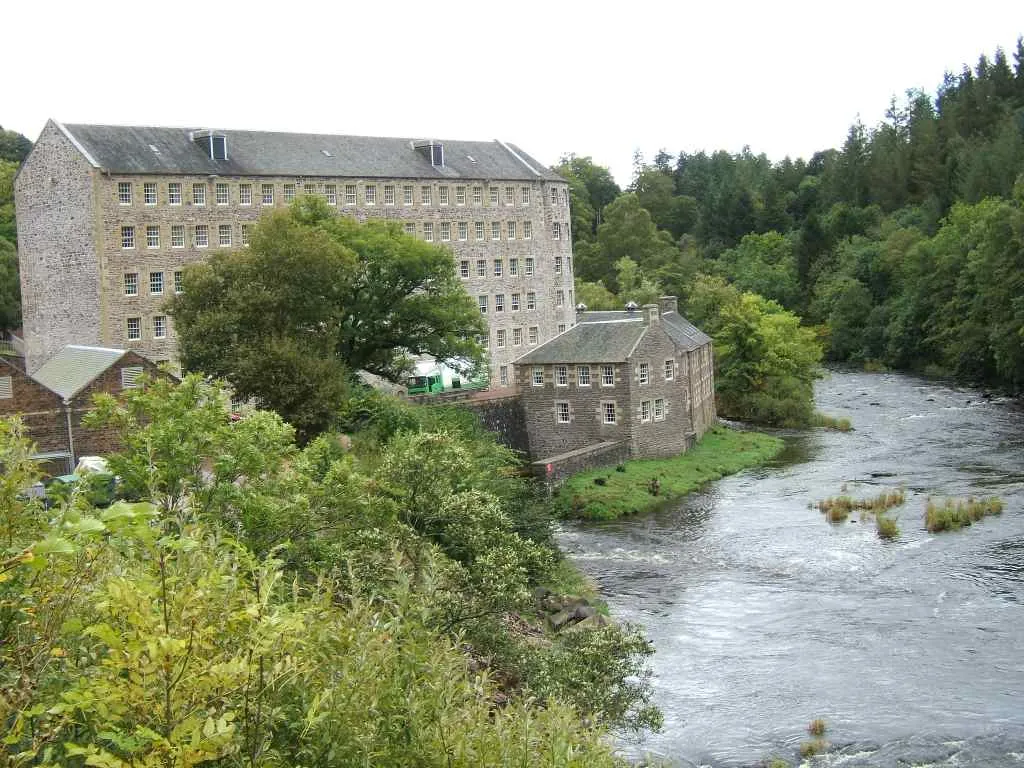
[0,237,20,332]
[554,155,621,241]
[0,126,32,164]
[170,198,485,441]
[715,231,801,310]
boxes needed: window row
[117,180,567,209]
[490,325,541,349]
[535,364,617,388]
[120,223,251,250]
[125,314,169,341]
[476,288,572,313]
[123,270,184,297]
[637,359,676,385]
[458,255,572,279]
[553,400,619,425]
[401,220,538,242]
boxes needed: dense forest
[0,126,29,334]
[562,40,1024,414]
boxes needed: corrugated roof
[60,123,563,181]
[32,345,127,400]
[514,321,648,364]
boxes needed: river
[560,370,1024,766]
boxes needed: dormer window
[190,129,228,160]
[413,139,444,168]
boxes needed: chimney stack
[642,304,660,326]
[658,296,678,315]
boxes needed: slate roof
[515,310,711,365]
[31,345,128,400]
[59,122,562,181]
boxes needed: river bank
[550,425,784,520]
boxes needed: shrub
[812,412,853,431]
[925,496,1004,532]
[876,514,900,539]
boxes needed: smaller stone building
[514,297,715,470]
[0,345,169,474]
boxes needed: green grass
[816,489,906,524]
[807,718,827,737]
[812,412,853,431]
[876,513,900,540]
[799,739,828,758]
[925,496,1004,533]
[552,426,784,520]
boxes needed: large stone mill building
[15,120,576,385]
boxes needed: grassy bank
[552,426,784,520]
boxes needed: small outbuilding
[514,297,715,471]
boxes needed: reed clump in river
[925,496,1004,532]
[816,489,905,523]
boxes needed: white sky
[7,0,1022,185]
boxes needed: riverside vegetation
[552,426,784,520]
[925,496,1004,532]
[0,377,662,767]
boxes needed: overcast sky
[7,1,1022,185]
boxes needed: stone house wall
[0,357,67,456]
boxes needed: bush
[876,513,900,539]
[925,496,1004,532]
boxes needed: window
[555,365,568,386]
[489,187,499,205]
[118,182,132,205]
[521,186,531,205]
[240,183,253,205]
[552,222,561,240]
[551,187,558,205]
[420,185,431,205]
[384,185,395,205]
[556,402,570,423]
[121,366,143,388]
[523,220,532,239]
[324,184,337,205]
[639,362,650,384]
[475,222,485,240]
[144,182,157,205]
[664,360,674,380]
[509,257,519,276]
[153,315,167,339]
[404,223,416,236]
[476,259,486,277]
[219,224,232,247]
[494,293,504,312]
[303,183,316,196]
[345,184,357,205]
[0,376,11,399]
[499,365,509,386]
[241,223,250,246]
[477,333,489,350]
[123,273,138,296]
[491,222,501,240]
[641,400,652,423]
[149,271,163,295]
[192,183,206,205]
[512,327,523,346]
[554,256,562,274]
[564,221,570,239]
[603,402,617,424]
[532,366,544,386]
[422,222,434,241]
[654,398,665,421]
[578,365,591,386]
[174,271,183,294]
[478,295,487,314]
[364,185,377,205]
[194,224,208,248]
[558,323,566,334]
[261,184,274,205]
[284,183,296,202]
[507,221,516,240]
[528,326,538,345]
[126,317,141,340]
[168,183,182,205]
[121,225,135,249]
[456,185,466,205]
[439,186,449,205]
[440,222,450,241]
[216,182,229,204]
[494,259,503,277]
[460,260,470,278]
[472,186,482,205]
[458,221,468,240]
[526,292,536,310]
[602,364,615,386]
[504,186,514,205]
[525,257,535,276]
[496,329,506,348]
[555,289,564,307]
[171,224,184,248]
[146,225,159,248]
[510,293,520,311]
[402,185,413,205]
